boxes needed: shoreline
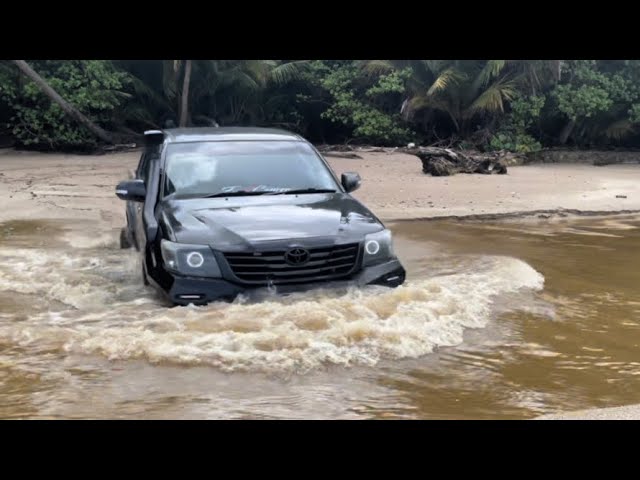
[1,150,639,242]
[1,150,639,226]
[386,208,640,223]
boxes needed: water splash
[0,239,545,373]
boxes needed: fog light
[179,294,203,300]
[186,252,204,268]
[365,240,380,255]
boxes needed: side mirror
[341,172,361,193]
[116,179,146,202]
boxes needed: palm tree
[360,60,517,134]
[360,60,462,127]
[120,60,309,128]
[360,60,560,139]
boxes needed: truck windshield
[163,141,340,198]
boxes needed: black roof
[161,127,303,143]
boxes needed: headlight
[362,229,395,267]
[160,240,221,278]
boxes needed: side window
[136,153,155,186]
[136,153,148,180]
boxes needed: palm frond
[269,61,309,85]
[422,60,450,75]
[403,95,454,118]
[405,94,460,131]
[359,60,395,77]
[112,91,133,100]
[467,77,518,116]
[217,68,261,92]
[426,67,465,96]
[241,60,271,86]
[127,74,171,110]
[477,60,507,87]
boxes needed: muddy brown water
[0,215,638,419]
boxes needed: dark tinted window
[136,153,147,179]
[163,141,339,197]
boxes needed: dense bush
[3,59,640,151]
[0,61,129,149]
[490,95,545,152]
[319,63,412,145]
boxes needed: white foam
[61,232,118,249]
[0,246,544,373]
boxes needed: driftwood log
[316,144,518,176]
[407,147,509,176]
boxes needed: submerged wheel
[119,228,132,249]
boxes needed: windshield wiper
[267,188,337,195]
[203,191,273,198]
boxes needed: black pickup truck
[115,127,406,305]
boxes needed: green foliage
[489,131,542,153]
[629,104,640,123]
[545,60,640,144]
[553,84,612,120]
[6,59,640,151]
[0,60,129,148]
[366,68,412,97]
[489,95,544,153]
[512,95,546,128]
[319,63,412,145]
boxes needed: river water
[0,214,638,419]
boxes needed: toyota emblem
[285,247,310,266]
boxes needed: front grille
[222,243,360,285]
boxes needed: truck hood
[159,193,384,250]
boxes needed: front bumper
[161,259,406,306]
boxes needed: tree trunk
[558,118,575,145]
[179,60,192,127]
[529,70,537,96]
[554,60,562,83]
[447,110,460,132]
[12,60,113,144]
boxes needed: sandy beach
[1,149,639,226]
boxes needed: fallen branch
[402,146,510,176]
[315,143,525,175]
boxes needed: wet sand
[538,404,640,420]
[1,149,639,226]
